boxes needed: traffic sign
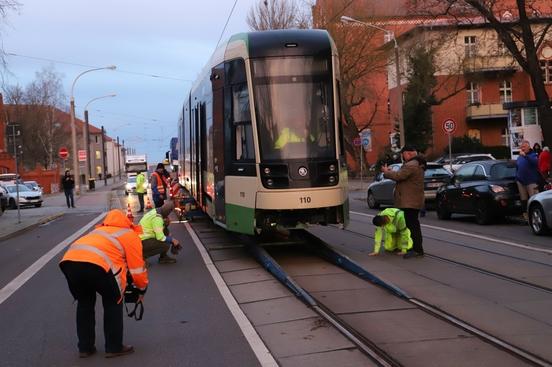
[78,150,87,162]
[353,137,361,146]
[58,147,69,160]
[442,118,457,134]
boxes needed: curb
[0,212,65,242]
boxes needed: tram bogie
[178,29,349,235]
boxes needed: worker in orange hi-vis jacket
[59,209,148,359]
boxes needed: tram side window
[233,84,254,161]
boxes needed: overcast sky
[1,0,260,163]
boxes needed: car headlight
[490,185,506,193]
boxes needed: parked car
[435,160,522,224]
[0,173,21,184]
[367,163,452,209]
[24,180,43,194]
[448,154,496,172]
[0,185,7,215]
[2,184,43,208]
[125,176,137,195]
[528,189,552,235]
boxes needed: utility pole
[117,136,121,181]
[101,126,107,186]
[9,123,21,224]
[83,109,91,189]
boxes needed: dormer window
[464,36,477,57]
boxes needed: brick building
[314,0,552,165]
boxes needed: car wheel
[9,198,17,209]
[436,199,451,220]
[529,203,549,235]
[367,191,380,209]
[34,203,42,208]
[475,201,491,225]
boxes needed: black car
[435,160,522,224]
[367,163,452,209]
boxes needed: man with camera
[59,209,148,358]
[139,200,182,264]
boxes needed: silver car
[528,189,552,235]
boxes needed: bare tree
[4,66,69,169]
[0,0,21,72]
[410,0,552,147]
[247,0,311,30]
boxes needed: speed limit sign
[442,118,457,134]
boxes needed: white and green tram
[178,29,349,235]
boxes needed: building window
[464,35,477,57]
[496,39,508,56]
[501,128,509,146]
[522,107,538,125]
[499,80,512,103]
[467,82,480,105]
[95,150,101,160]
[540,60,552,83]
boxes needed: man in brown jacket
[382,145,426,258]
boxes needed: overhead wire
[6,52,192,82]
[215,0,239,49]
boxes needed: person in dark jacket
[382,145,426,258]
[516,140,541,220]
[61,170,75,208]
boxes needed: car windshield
[6,185,32,193]
[454,156,492,164]
[25,182,38,189]
[490,163,517,180]
[127,177,136,183]
[425,167,450,177]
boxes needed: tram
[178,29,349,235]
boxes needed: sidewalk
[0,177,125,241]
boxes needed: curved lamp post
[69,65,116,194]
[340,16,405,148]
[83,94,117,187]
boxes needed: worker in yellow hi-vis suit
[369,208,413,256]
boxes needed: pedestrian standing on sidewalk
[538,146,551,179]
[135,171,147,213]
[61,169,75,208]
[381,145,426,259]
[516,140,541,220]
[59,209,148,358]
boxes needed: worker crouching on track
[59,209,148,359]
[139,200,181,264]
[369,208,413,256]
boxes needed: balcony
[463,55,517,76]
[466,103,508,120]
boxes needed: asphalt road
[0,192,261,367]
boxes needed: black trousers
[401,208,424,254]
[60,261,123,353]
[64,189,74,208]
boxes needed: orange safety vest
[60,210,148,302]
[152,171,166,195]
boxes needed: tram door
[199,102,207,209]
[211,63,226,223]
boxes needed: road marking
[350,211,552,255]
[0,212,107,305]
[184,222,278,367]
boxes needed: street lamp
[69,65,116,194]
[83,94,117,188]
[340,16,406,148]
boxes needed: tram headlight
[263,167,271,175]
[266,179,274,186]
[329,176,336,184]
[329,164,336,172]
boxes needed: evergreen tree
[403,47,437,152]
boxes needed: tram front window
[252,57,335,160]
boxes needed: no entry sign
[59,147,69,160]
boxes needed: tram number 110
[300,197,312,204]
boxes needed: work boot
[158,254,176,264]
[105,345,134,358]
[403,251,424,259]
[79,347,97,358]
